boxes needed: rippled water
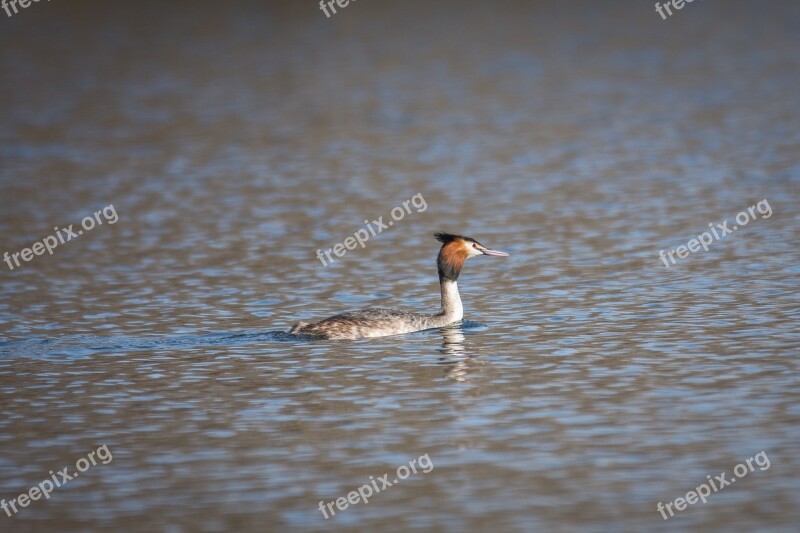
[1,1,799,531]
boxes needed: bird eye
[472,243,478,249]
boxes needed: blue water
[1,1,799,532]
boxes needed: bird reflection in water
[437,324,482,382]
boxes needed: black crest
[434,232,477,244]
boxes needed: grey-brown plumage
[290,232,508,340]
[290,307,451,340]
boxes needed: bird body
[290,232,508,340]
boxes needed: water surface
[1,1,799,531]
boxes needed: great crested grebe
[290,232,509,340]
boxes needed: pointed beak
[480,248,509,257]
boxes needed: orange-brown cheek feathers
[437,242,468,281]
[434,232,476,282]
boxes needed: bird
[289,232,509,340]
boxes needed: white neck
[439,279,463,322]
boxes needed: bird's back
[291,307,445,340]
